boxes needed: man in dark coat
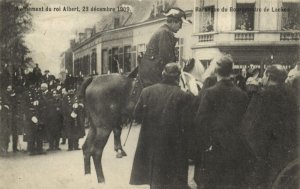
[1,63,10,91]
[241,65,299,189]
[138,8,191,87]
[25,84,46,155]
[40,84,63,151]
[0,96,10,156]
[42,70,56,90]
[32,64,42,86]
[130,63,192,189]
[62,89,85,151]
[194,55,254,189]
[3,85,19,152]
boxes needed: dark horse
[80,60,202,183]
[80,73,141,183]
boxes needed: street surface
[0,125,197,189]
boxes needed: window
[131,46,137,68]
[102,49,109,74]
[91,49,97,75]
[175,38,184,62]
[124,46,131,73]
[199,6,215,32]
[150,0,175,17]
[109,47,119,73]
[281,3,300,30]
[118,47,124,73]
[87,55,91,75]
[114,17,120,28]
[156,0,164,15]
[235,3,255,31]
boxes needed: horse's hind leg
[113,126,127,158]
[92,127,112,183]
[82,127,96,175]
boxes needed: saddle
[121,75,144,126]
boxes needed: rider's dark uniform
[138,24,178,87]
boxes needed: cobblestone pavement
[0,125,197,189]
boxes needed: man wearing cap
[241,65,298,189]
[0,96,10,156]
[42,70,56,90]
[33,64,42,86]
[194,55,254,189]
[130,63,192,189]
[138,8,191,87]
[40,83,63,151]
[25,83,45,155]
[62,89,85,151]
[3,85,19,152]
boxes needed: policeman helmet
[41,83,48,89]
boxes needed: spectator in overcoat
[193,55,255,189]
[0,97,10,156]
[42,70,56,90]
[241,65,299,189]
[3,85,19,152]
[32,64,42,86]
[130,63,192,189]
[245,68,262,100]
[1,63,10,91]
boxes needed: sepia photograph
[0,0,299,188]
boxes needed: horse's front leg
[113,126,127,158]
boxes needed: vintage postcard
[0,0,299,189]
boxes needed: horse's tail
[78,76,93,101]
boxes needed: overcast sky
[24,0,116,75]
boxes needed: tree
[0,0,32,74]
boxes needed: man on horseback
[138,7,191,87]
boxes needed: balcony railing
[198,33,214,42]
[234,32,254,40]
[194,31,300,45]
[280,32,300,41]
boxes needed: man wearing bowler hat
[130,63,192,189]
[138,7,192,87]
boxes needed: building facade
[69,0,299,77]
[71,0,194,76]
[192,0,300,72]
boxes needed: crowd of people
[125,8,299,187]
[0,64,86,156]
[129,56,300,189]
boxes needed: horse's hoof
[121,150,127,157]
[97,177,105,183]
[116,152,123,158]
[116,149,123,158]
